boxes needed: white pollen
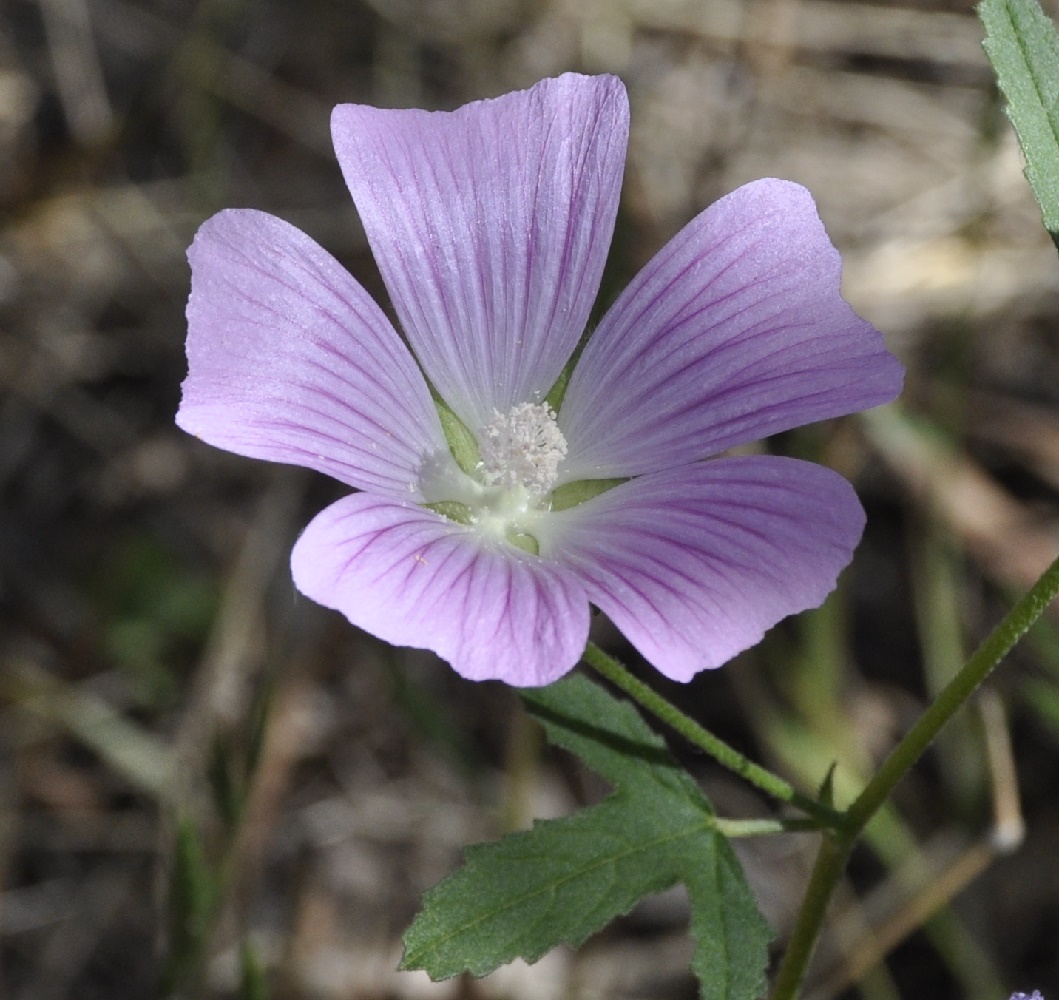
[477,402,567,495]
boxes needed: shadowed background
[2,0,1059,997]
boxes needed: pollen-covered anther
[477,402,568,495]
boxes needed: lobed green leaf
[980,0,1059,248]
[401,675,771,1000]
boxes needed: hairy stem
[582,642,842,827]
[848,552,1059,830]
[770,832,852,1000]
[770,551,1059,1000]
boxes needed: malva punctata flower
[177,73,903,686]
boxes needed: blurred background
[3,0,1059,997]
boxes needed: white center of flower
[419,403,568,554]
[477,402,567,496]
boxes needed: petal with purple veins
[331,73,629,432]
[291,494,591,685]
[559,179,903,480]
[544,457,866,681]
[178,209,452,501]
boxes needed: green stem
[770,551,1059,1000]
[769,833,853,1000]
[582,642,842,827]
[847,551,1059,831]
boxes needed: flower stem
[582,642,842,827]
[769,832,853,1000]
[714,817,823,837]
[770,550,1059,1000]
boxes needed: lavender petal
[559,179,903,480]
[178,210,450,500]
[291,494,591,685]
[545,457,866,680]
[331,74,629,431]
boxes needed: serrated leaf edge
[401,802,717,975]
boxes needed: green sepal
[434,398,480,476]
[425,501,475,525]
[505,531,539,555]
[543,359,575,413]
[549,477,628,511]
[543,324,594,412]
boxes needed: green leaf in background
[240,939,270,1000]
[162,818,219,995]
[401,674,771,1000]
[980,0,1059,248]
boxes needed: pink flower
[177,73,902,686]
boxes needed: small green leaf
[401,675,771,1000]
[162,818,218,993]
[980,0,1059,247]
[240,939,270,1000]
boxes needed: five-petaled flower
[177,73,903,686]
